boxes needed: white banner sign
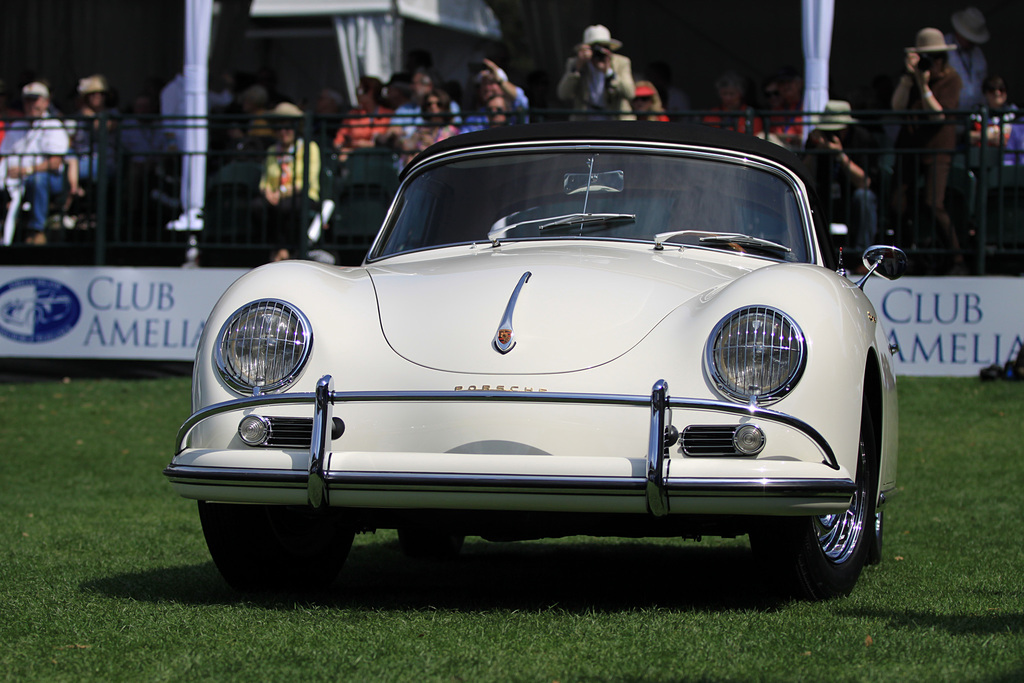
[864,276,1024,377]
[0,267,246,361]
[2,267,1022,375]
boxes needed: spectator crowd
[1,6,1021,272]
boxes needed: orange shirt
[702,107,764,136]
[334,107,394,150]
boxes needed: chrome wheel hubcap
[814,441,868,564]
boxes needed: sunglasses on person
[424,99,443,108]
[984,87,1007,94]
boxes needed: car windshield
[371,149,810,262]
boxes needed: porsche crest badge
[492,271,532,354]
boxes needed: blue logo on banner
[0,278,82,343]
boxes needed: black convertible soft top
[406,120,836,268]
[411,120,811,185]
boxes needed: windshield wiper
[488,212,636,246]
[698,233,791,255]
[653,230,792,257]
[538,212,636,231]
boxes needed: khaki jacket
[557,53,636,120]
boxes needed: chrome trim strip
[492,271,531,354]
[308,375,332,509]
[665,478,856,497]
[163,464,308,487]
[175,381,839,470]
[328,472,645,494]
[165,464,854,500]
[646,379,670,516]
[328,473,854,498]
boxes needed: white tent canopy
[250,0,501,37]
[251,0,501,104]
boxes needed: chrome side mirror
[856,245,908,288]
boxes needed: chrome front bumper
[168,376,847,516]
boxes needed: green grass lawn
[1,375,1022,681]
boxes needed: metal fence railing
[1,108,1022,273]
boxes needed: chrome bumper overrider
[168,376,845,517]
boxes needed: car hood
[368,243,757,374]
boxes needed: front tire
[751,398,878,599]
[198,502,355,592]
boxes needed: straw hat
[271,102,303,117]
[581,25,622,51]
[812,100,856,131]
[78,74,109,95]
[951,7,990,44]
[905,27,958,53]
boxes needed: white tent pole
[802,0,834,135]
[170,0,213,231]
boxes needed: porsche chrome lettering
[454,384,548,392]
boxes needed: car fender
[668,262,885,478]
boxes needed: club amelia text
[80,276,205,349]
[878,286,1023,367]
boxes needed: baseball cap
[22,81,50,99]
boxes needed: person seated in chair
[257,102,321,256]
[3,81,69,244]
[803,100,880,262]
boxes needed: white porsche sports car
[166,122,905,599]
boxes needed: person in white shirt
[3,81,69,244]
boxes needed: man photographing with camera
[892,27,960,120]
[557,24,636,120]
[803,100,879,265]
[891,27,966,274]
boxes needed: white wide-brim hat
[581,24,622,51]
[905,27,958,53]
[951,7,990,44]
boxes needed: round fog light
[733,424,765,455]
[238,415,271,445]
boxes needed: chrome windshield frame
[364,140,820,267]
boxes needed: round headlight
[706,306,805,405]
[215,300,312,394]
